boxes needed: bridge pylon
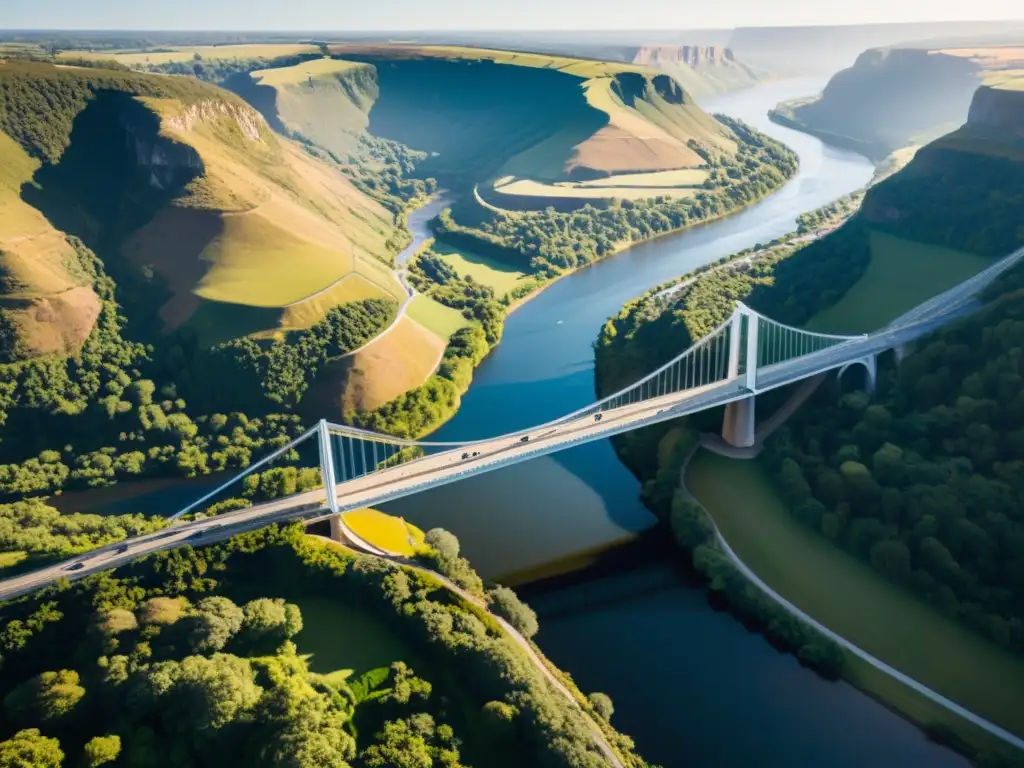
[721,305,759,448]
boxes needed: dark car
[114,544,129,554]
[64,562,85,572]
[594,413,603,422]
[461,452,469,460]
[188,524,221,541]
[520,436,530,443]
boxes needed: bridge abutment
[837,355,877,395]
[722,396,756,448]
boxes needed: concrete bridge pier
[838,354,878,395]
[722,396,756,448]
[329,514,346,543]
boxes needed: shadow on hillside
[20,91,196,252]
[222,73,289,136]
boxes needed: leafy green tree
[588,692,614,722]
[83,735,120,767]
[488,586,539,638]
[4,670,85,722]
[187,596,245,654]
[0,729,63,768]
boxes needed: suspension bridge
[1,243,1023,602]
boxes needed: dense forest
[763,263,1024,654]
[0,524,649,767]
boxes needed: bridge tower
[722,306,758,448]
[317,420,347,542]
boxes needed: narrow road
[313,532,625,767]
[678,454,1024,752]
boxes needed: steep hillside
[770,48,987,161]
[0,60,401,357]
[771,45,1024,162]
[247,45,741,208]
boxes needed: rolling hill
[0,60,403,362]
[234,45,741,210]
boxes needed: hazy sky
[5,0,1024,31]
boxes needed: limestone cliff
[859,83,1024,255]
[626,45,761,100]
[770,48,984,161]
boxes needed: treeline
[762,265,1024,654]
[408,251,505,344]
[435,121,798,277]
[0,524,651,767]
[670,494,845,677]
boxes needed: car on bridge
[594,413,603,422]
[64,562,85,572]
[520,436,530,443]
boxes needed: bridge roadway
[4,242,1023,602]
[0,302,970,603]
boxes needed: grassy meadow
[407,295,470,339]
[251,56,364,85]
[806,230,992,334]
[56,44,319,66]
[293,596,424,675]
[686,450,1024,747]
[432,242,529,296]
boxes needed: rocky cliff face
[626,45,760,101]
[123,119,204,191]
[631,45,736,69]
[859,82,1024,255]
[782,48,983,158]
[967,85,1024,135]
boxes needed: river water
[383,78,967,767]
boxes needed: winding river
[383,78,968,767]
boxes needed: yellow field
[57,44,319,66]
[341,508,426,556]
[431,243,528,295]
[493,177,697,201]
[302,316,446,417]
[984,69,1024,91]
[329,43,647,79]
[578,169,710,187]
[406,295,470,338]
[251,56,364,86]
